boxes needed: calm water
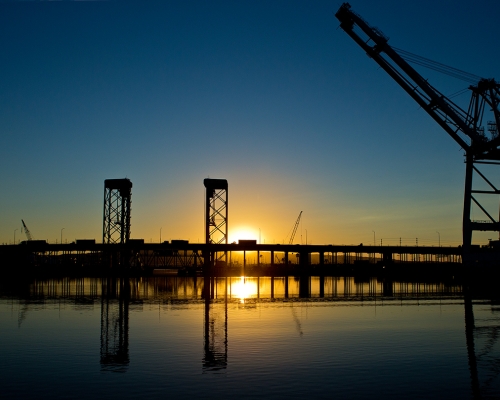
[0,276,498,399]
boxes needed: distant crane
[288,211,302,244]
[21,219,33,241]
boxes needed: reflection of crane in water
[464,287,500,398]
[17,302,30,327]
[471,304,500,394]
[290,305,303,337]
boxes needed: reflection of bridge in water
[21,275,463,302]
[3,274,499,393]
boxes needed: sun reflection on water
[231,277,258,302]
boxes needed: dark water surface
[0,276,498,399]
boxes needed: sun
[228,226,259,244]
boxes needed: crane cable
[446,87,470,100]
[393,47,482,84]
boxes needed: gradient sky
[1,0,499,246]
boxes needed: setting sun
[229,226,259,244]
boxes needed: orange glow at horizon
[228,226,260,244]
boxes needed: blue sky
[1,0,499,246]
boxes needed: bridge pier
[299,275,310,298]
[299,250,309,269]
[382,252,393,266]
[343,252,350,264]
[382,279,393,296]
[203,248,211,299]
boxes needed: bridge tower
[103,179,132,244]
[204,178,228,265]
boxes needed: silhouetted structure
[103,179,132,244]
[204,179,228,266]
[336,3,500,259]
[100,278,130,372]
[1,240,467,277]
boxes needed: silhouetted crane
[335,3,500,256]
[288,211,302,244]
[21,219,33,241]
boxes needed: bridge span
[0,241,469,276]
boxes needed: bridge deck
[1,242,464,255]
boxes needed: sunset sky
[1,0,499,246]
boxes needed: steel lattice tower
[204,178,228,264]
[103,179,132,244]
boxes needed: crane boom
[335,3,500,159]
[335,3,500,254]
[21,219,33,241]
[289,211,302,244]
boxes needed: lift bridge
[1,178,468,275]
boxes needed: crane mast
[335,3,500,256]
[21,219,33,241]
[289,211,302,244]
